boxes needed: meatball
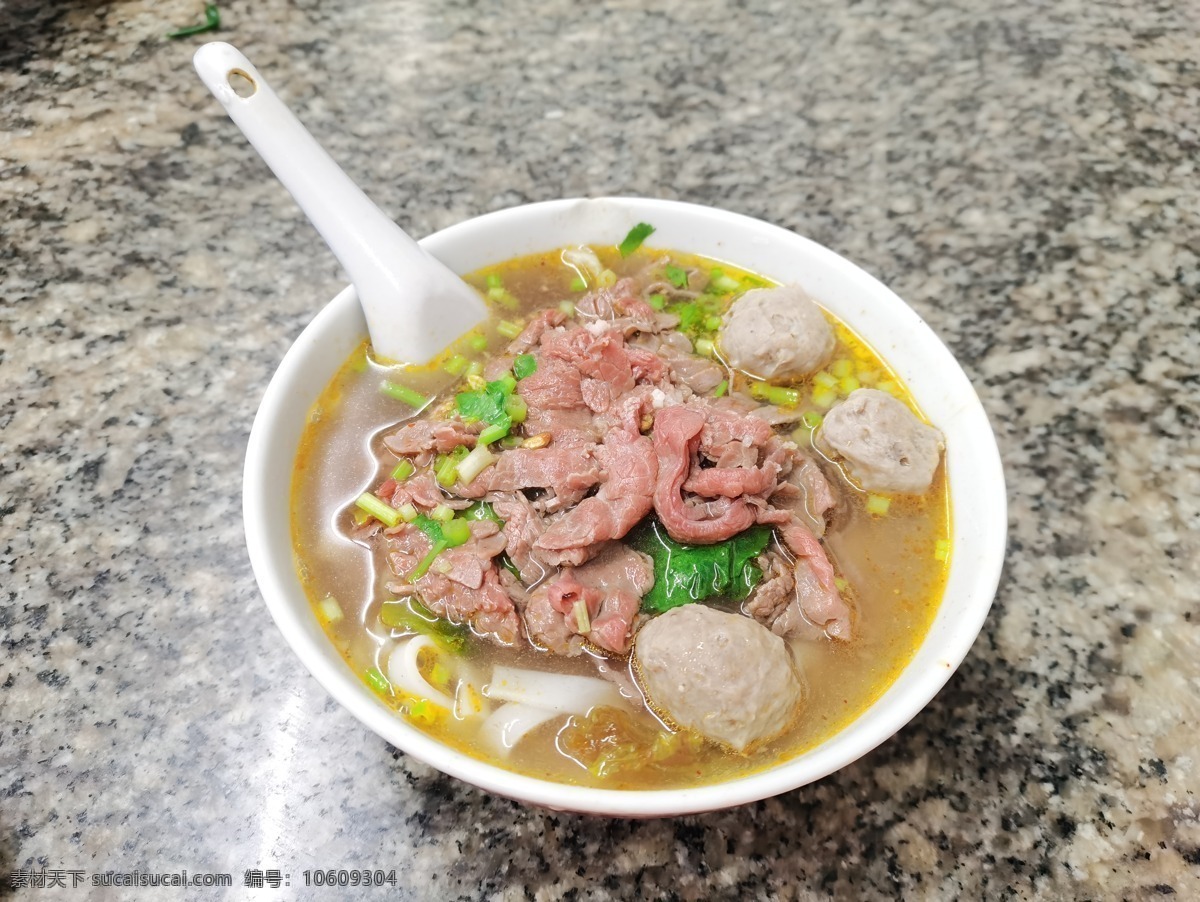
[819,388,944,494]
[633,605,804,751]
[719,285,835,381]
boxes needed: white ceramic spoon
[193,42,488,364]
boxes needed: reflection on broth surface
[291,238,949,789]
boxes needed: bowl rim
[243,196,1007,817]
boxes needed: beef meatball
[819,388,944,494]
[719,285,835,381]
[633,605,804,751]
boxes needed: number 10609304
[303,870,397,887]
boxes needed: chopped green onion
[435,454,460,487]
[750,382,800,407]
[465,361,484,380]
[410,539,448,580]
[597,268,617,288]
[477,423,508,446]
[430,504,455,523]
[573,599,591,634]
[397,502,419,523]
[878,380,901,396]
[391,459,415,481]
[443,354,469,376]
[486,273,503,290]
[364,666,391,695]
[317,595,343,624]
[569,276,587,292]
[494,374,517,395]
[713,379,728,398]
[704,315,723,332]
[355,493,402,528]
[513,354,538,380]
[558,299,576,317]
[834,576,850,593]
[407,699,437,725]
[457,444,497,484]
[831,358,854,379]
[708,268,741,293]
[499,435,524,450]
[802,411,823,429]
[504,393,527,424]
[430,662,452,688]
[665,264,688,289]
[647,293,666,310]
[866,494,892,516]
[812,385,839,409]
[497,320,522,339]
[618,222,655,257]
[441,518,472,547]
[167,3,220,38]
[695,338,715,358]
[380,381,430,409]
[935,539,951,562]
[468,333,488,352]
[813,371,838,390]
[839,375,861,395]
[487,285,519,308]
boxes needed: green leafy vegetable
[455,380,513,431]
[513,354,538,380]
[630,520,772,614]
[463,501,504,525]
[379,598,468,651]
[167,3,220,38]
[618,222,656,257]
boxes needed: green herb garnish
[664,264,688,289]
[618,222,656,257]
[167,3,220,38]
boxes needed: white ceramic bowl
[243,197,1006,817]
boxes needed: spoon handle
[193,42,487,364]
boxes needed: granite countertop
[2,0,1197,898]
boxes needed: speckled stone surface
[2,0,1198,898]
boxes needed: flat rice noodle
[386,635,455,711]
[479,703,562,757]
[486,665,626,714]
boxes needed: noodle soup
[291,238,949,790]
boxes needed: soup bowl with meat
[243,197,1006,817]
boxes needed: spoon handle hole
[227,69,257,98]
